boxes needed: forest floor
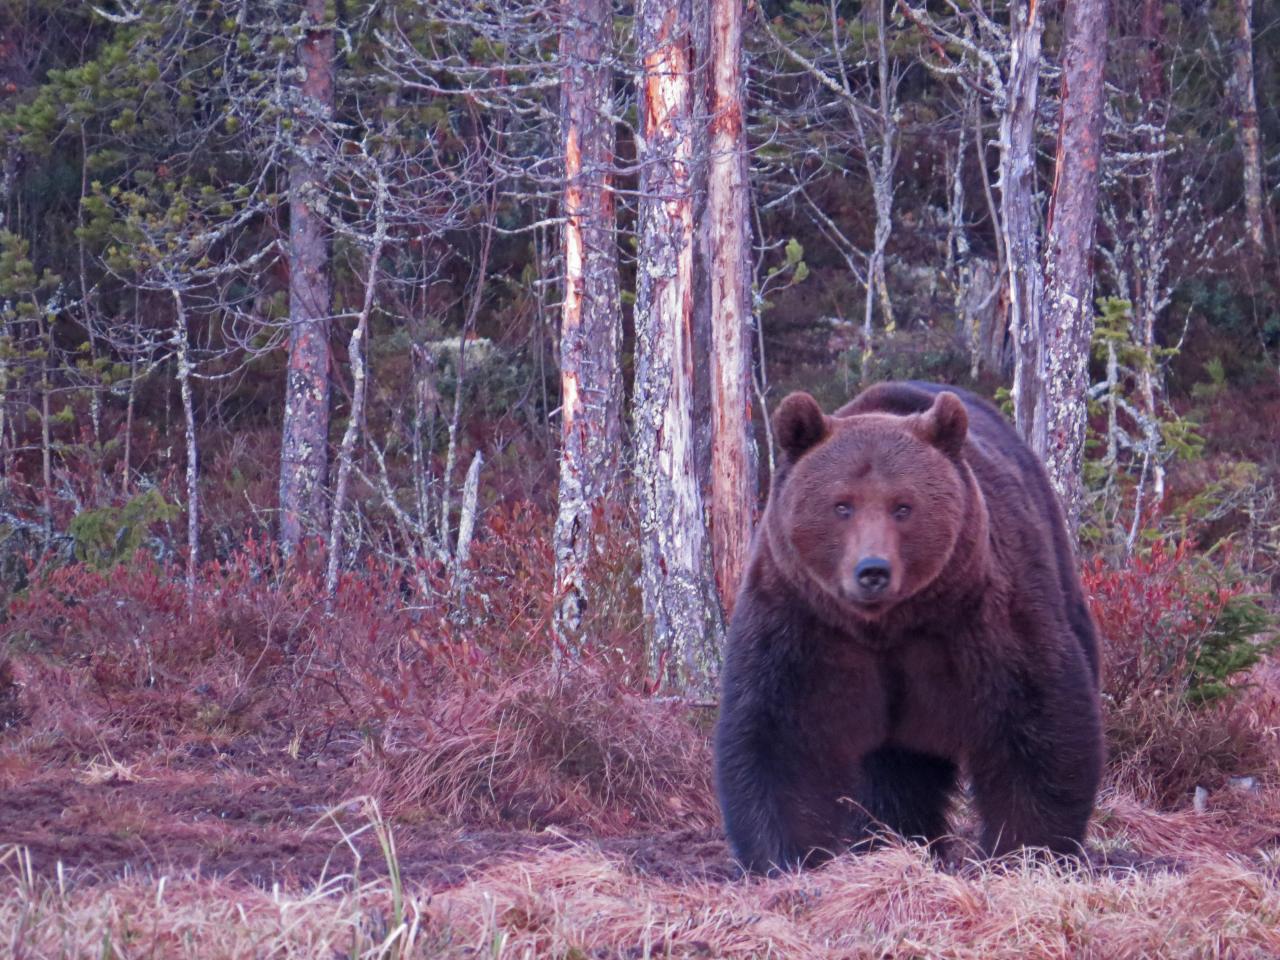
[0,723,734,890]
[4,700,1280,957]
[3,541,1280,957]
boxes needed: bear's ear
[914,391,968,458]
[773,392,829,460]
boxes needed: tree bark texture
[1001,0,1046,449]
[634,0,722,694]
[1135,0,1168,505]
[325,226,385,604]
[172,289,198,608]
[970,110,1010,378]
[1039,0,1110,528]
[706,0,757,620]
[278,0,335,553]
[1230,0,1266,255]
[553,0,624,651]
[861,0,897,351]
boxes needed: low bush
[1084,537,1277,805]
[0,500,702,831]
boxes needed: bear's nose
[855,557,892,593]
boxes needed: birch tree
[553,0,624,651]
[324,138,388,602]
[633,0,721,693]
[1096,0,1175,526]
[278,0,336,554]
[1001,0,1047,448]
[895,2,1022,380]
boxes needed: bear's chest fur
[804,631,974,762]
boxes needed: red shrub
[1085,539,1237,704]
[1083,538,1277,805]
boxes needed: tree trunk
[171,289,198,609]
[0,316,9,501]
[634,0,721,694]
[706,0,757,620]
[1135,0,1168,508]
[278,0,335,553]
[553,0,624,652]
[868,0,897,346]
[1039,0,1111,528]
[1001,0,1046,448]
[325,217,385,604]
[971,110,1009,377]
[37,314,53,542]
[122,353,136,495]
[1231,0,1266,256]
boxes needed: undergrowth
[4,503,1279,824]
[0,501,714,832]
[1083,536,1278,806]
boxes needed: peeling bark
[1001,0,1046,448]
[634,0,721,694]
[553,0,624,653]
[1040,0,1110,530]
[278,0,335,553]
[706,0,757,620]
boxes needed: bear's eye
[893,504,912,521]
[834,502,853,519]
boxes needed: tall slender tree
[705,0,756,619]
[278,0,335,552]
[1002,0,1046,448]
[633,0,721,692]
[553,0,624,652]
[1133,0,1171,508]
[1229,0,1267,256]
[1038,0,1111,525]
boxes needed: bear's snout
[854,556,892,594]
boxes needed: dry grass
[6,798,1280,960]
[3,525,1279,958]
[367,668,717,834]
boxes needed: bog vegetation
[1,0,1280,956]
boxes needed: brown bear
[714,381,1102,873]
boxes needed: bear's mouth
[840,587,896,615]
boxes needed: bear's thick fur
[714,381,1103,873]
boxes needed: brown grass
[367,667,717,834]
[6,809,1280,959]
[1103,687,1274,807]
[4,523,1280,958]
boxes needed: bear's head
[768,390,973,621]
